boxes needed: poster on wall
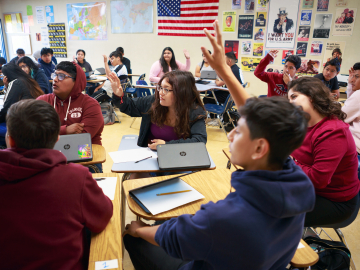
[298,26,310,41]
[265,0,300,49]
[240,57,261,71]
[238,15,254,39]
[257,0,268,11]
[298,59,321,75]
[225,40,240,60]
[300,10,312,25]
[223,12,236,32]
[282,50,294,64]
[254,28,265,40]
[266,65,283,73]
[333,8,356,36]
[323,41,345,66]
[253,43,263,56]
[40,26,49,47]
[317,0,329,12]
[232,0,242,9]
[302,0,314,8]
[48,23,67,58]
[336,0,347,7]
[296,42,308,57]
[313,14,332,38]
[255,12,267,27]
[45,5,54,23]
[35,6,45,24]
[245,0,255,13]
[241,41,252,55]
[310,41,323,56]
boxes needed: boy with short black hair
[314,58,341,99]
[0,99,112,269]
[255,50,301,96]
[9,48,25,65]
[39,47,56,79]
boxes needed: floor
[101,109,360,270]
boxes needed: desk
[88,173,122,270]
[134,85,156,89]
[291,240,319,268]
[196,81,229,105]
[80,144,106,166]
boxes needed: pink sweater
[149,59,191,83]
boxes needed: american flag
[157,0,219,37]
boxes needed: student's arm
[202,21,250,108]
[177,50,191,71]
[254,52,276,83]
[124,220,160,246]
[215,78,225,86]
[342,91,360,124]
[149,61,162,83]
[195,65,201,77]
[103,55,112,77]
[347,67,355,98]
[0,80,23,123]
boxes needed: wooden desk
[80,144,106,165]
[88,173,123,270]
[290,239,319,268]
[134,84,156,89]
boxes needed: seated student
[0,57,7,74]
[18,56,51,94]
[288,77,360,227]
[0,99,113,269]
[107,47,131,74]
[37,61,104,173]
[255,50,301,96]
[38,47,56,80]
[74,49,93,72]
[123,25,315,268]
[194,50,214,77]
[149,47,190,83]
[90,51,128,103]
[314,59,341,99]
[9,48,25,65]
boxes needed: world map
[111,0,153,33]
[67,2,107,40]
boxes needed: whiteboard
[6,33,32,60]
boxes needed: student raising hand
[268,50,279,59]
[108,72,123,97]
[183,49,190,59]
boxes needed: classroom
[0,0,359,269]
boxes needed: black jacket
[77,59,93,73]
[112,94,207,147]
[34,68,51,94]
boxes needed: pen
[156,190,192,196]
[94,178,105,181]
[135,156,152,163]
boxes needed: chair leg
[217,115,229,139]
[334,228,356,270]
[130,118,137,128]
[113,110,121,123]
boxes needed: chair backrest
[138,73,146,81]
[121,79,131,92]
[136,80,151,97]
[223,94,235,113]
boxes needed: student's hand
[93,82,105,93]
[3,76,8,88]
[103,54,108,63]
[72,56,78,63]
[183,49,190,59]
[66,123,84,134]
[349,67,355,80]
[123,220,150,237]
[148,139,165,150]
[283,72,292,85]
[268,50,279,59]
[108,72,123,97]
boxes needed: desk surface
[123,169,232,220]
[80,144,106,165]
[196,81,229,92]
[111,135,216,173]
[88,173,123,270]
[291,239,319,267]
[134,84,156,89]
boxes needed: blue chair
[129,80,152,128]
[138,73,146,81]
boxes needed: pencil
[156,190,192,196]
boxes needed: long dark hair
[2,64,44,98]
[160,47,178,73]
[200,50,211,70]
[288,76,346,121]
[149,70,205,139]
[17,56,39,78]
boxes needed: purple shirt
[149,123,180,142]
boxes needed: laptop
[200,70,217,80]
[95,68,106,75]
[53,133,93,163]
[157,142,211,171]
[85,70,94,81]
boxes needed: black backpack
[304,236,351,270]
[222,109,240,132]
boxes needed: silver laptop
[157,143,211,171]
[53,133,93,163]
[200,70,217,80]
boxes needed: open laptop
[53,133,93,163]
[95,68,106,75]
[85,71,94,81]
[196,70,217,84]
[157,143,211,171]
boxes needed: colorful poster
[245,0,255,13]
[238,15,254,39]
[282,50,294,64]
[241,41,252,55]
[45,5,54,23]
[336,0,347,7]
[223,12,236,32]
[225,40,240,60]
[23,16,30,34]
[257,0,268,11]
[302,0,314,8]
[265,0,300,49]
[296,42,308,57]
[27,5,33,16]
[253,43,263,56]
[240,57,261,71]
[4,13,23,33]
[35,6,45,24]
[298,59,321,75]
[313,14,332,38]
[48,23,67,58]
[255,12,267,27]
[298,26,310,41]
[317,0,329,12]
[323,41,346,66]
[232,0,242,9]
[300,10,312,25]
[264,50,274,64]
[310,41,323,56]
[254,27,265,40]
[333,8,356,36]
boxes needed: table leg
[211,89,220,105]
[120,173,131,258]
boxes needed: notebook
[53,133,93,163]
[156,142,211,171]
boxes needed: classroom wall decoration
[300,10,312,25]
[67,2,107,40]
[35,6,45,24]
[323,41,346,66]
[4,13,23,33]
[244,0,255,14]
[298,59,321,75]
[253,43,263,56]
[266,64,283,73]
[224,40,239,60]
[265,0,300,49]
[256,0,268,11]
[48,23,67,58]
[232,0,241,10]
[254,28,265,40]
[240,57,261,71]
[302,0,314,8]
[310,41,323,56]
[296,42,308,57]
[255,12,267,27]
[333,8,357,36]
[317,0,329,12]
[336,0,348,6]
[223,11,236,32]
[111,0,153,34]
[45,5,54,23]
[282,50,294,64]
[238,15,254,39]
[313,14,333,38]
[298,26,310,41]
[241,41,252,55]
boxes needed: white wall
[1,0,359,96]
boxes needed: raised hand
[349,67,355,80]
[269,50,279,59]
[108,72,123,97]
[102,54,108,63]
[183,49,190,59]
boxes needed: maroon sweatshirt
[254,54,288,97]
[37,62,104,145]
[292,117,360,202]
[0,148,113,270]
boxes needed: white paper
[109,148,157,163]
[95,259,119,270]
[95,177,117,200]
[298,242,305,249]
[35,6,45,24]
[124,136,136,139]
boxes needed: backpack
[222,109,240,132]
[304,236,351,270]
[100,101,116,125]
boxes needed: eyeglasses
[19,64,28,70]
[51,73,74,81]
[156,85,173,95]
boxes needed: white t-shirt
[102,65,128,95]
[198,62,215,72]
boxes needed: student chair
[129,80,152,128]
[138,73,146,81]
[129,68,133,84]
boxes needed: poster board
[4,13,23,33]
[6,33,32,60]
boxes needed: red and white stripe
[158,0,219,37]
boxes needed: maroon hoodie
[0,148,113,270]
[37,62,104,145]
